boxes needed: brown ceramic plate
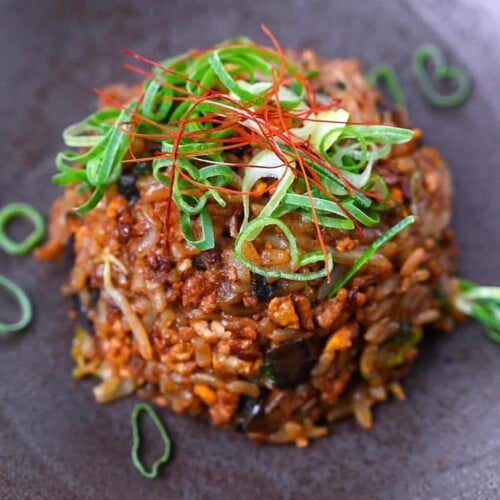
[1,1,499,498]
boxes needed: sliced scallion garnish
[54,32,415,283]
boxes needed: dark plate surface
[1,1,499,499]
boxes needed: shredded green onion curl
[55,36,415,283]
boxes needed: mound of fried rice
[37,50,458,446]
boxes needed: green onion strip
[0,203,46,255]
[0,275,33,334]
[131,403,172,479]
[328,215,416,297]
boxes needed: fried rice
[37,48,459,447]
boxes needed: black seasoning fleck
[71,289,99,333]
[63,234,76,269]
[149,142,163,155]
[264,338,322,389]
[250,273,275,301]
[132,161,151,177]
[229,144,251,157]
[192,247,223,270]
[117,174,140,203]
[237,391,269,432]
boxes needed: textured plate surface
[1,1,499,499]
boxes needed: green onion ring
[413,44,471,108]
[235,216,333,281]
[328,215,415,297]
[0,203,46,255]
[0,275,33,334]
[131,403,172,479]
[179,208,215,250]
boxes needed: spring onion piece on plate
[366,64,406,108]
[131,403,172,479]
[453,280,500,342]
[0,203,45,256]
[0,275,33,334]
[413,44,471,108]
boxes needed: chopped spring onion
[310,109,350,153]
[453,279,500,342]
[0,203,46,255]
[55,34,415,282]
[234,217,333,281]
[56,105,135,215]
[62,108,122,147]
[179,208,215,251]
[131,403,172,479]
[311,124,413,196]
[234,216,333,281]
[345,125,414,145]
[256,170,295,220]
[241,150,292,227]
[328,215,415,297]
[342,157,375,191]
[366,64,406,108]
[233,79,303,108]
[63,122,104,147]
[413,44,471,108]
[279,193,379,227]
[0,275,32,334]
